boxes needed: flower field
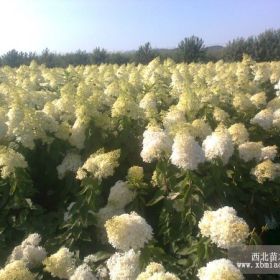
[0,55,280,279]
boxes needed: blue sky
[1,0,279,54]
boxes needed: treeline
[1,29,280,67]
[222,29,280,61]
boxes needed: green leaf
[146,190,165,206]
[87,251,112,263]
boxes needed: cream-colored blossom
[260,145,278,161]
[69,264,97,280]
[107,180,135,208]
[250,109,274,130]
[9,233,46,268]
[43,247,76,279]
[96,205,125,244]
[77,149,120,180]
[170,133,205,170]
[202,129,234,164]
[233,94,254,112]
[106,250,140,280]
[69,118,87,149]
[197,258,244,280]
[250,91,267,107]
[0,147,28,178]
[105,212,153,251]
[198,206,249,249]
[141,125,172,163]
[0,260,35,280]
[111,95,141,120]
[213,107,230,123]
[191,119,212,140]
[251,160,280,183]
[228,123,249,145]
[57,152,82,179]
[238,142,263,162]
[136,262,180,280]
[127,166,144,183]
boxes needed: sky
[0,0,279,54]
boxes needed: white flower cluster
[9,233,47,268]
[70,264,97,280]
[112,94,141,120]
[274,79,280,96]
[105,211,153,251]
[76,149,120,180]
[107,180,135,209]
[96,180,135,243]
[57,152,82,179]
[238,142,263,162]
[0,146,28,178]
[0,260,35,280]
[202,130,234,164]
[273,108,280,128]
[260,145,278,161]
[106,249,140,280]
[213,107,229,123]
[198,206,249,249]
[238,142,278,162]
[228,123,249,145]
[0,109,8,139]
[136,262,180,280]
[191,119,212,140]
[250,91,267,108]
[233,94,254,112]
[127,166,144,183]
[141,125,172,163]
[251,160,280,184]
[43,247,76,279]
[170,133,205,170]
[250,108,274,130]
[162,107,186,134]
[197,258,244,280]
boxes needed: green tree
[1,50,36,67]
[90,47,108,64]
[255,29,280,61]
[109,52,130,64]
[222,38,249,61]
[135,42,156,64]
[177,35,205,63]
[40,48,57,67]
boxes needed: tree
[222,38,249,61]
[109,52,130,65]
[222,29,280,62]
[39,48,57,67]
[255,29,280,61]
[1,50,32,67]
[177,36,205,63]
[135,42,156,64]
[90,47,109,65]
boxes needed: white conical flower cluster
[76,149,120,180]
[170,133,205,170]
[70,264,97,280]
[106,249,140,280]
[43,247,76,279]
[9,233,47,268]
[202,129,234,164]
[141,125,172,163]
[136,262,180,280]
[105,212,153,251]
[198,206,249,249]
[197,258,244,280]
